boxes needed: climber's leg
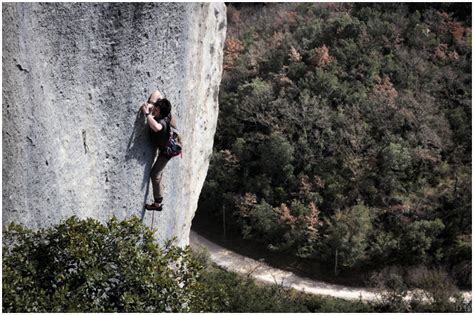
[146,153,170,210]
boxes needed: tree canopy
[197,2,471,288]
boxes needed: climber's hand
[141,103,153,114]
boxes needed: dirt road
[189,230,472,302]
[190,230,378,301]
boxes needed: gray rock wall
[2,2,226,246]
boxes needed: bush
[448,234,472,288]
[2,216,204,312]
[369,265,471,312]
[406,266,459,306]
[196,264,374,312]
[369,266,411,312]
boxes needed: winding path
[189,230,472,302]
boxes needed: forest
[196,2,471,289]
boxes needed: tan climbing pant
[150,153,170,203]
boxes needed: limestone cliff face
[2,3,226,246]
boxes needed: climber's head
[147,90,171,118]
[154,98,171,118]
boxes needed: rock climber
[140,90,177,211]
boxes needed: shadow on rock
[125,110,158,219]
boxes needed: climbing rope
[151,209,155,229]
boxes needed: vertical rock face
[2,3,226,246]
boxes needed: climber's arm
[140,103,163,132]
[146,114,163,132]
[140,90,164,132]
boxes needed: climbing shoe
[145,203,163,211]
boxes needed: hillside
[195,2,471,289]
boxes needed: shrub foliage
[2,216,203,312]
[3,217,378,313]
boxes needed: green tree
[399,219,445,265]
[258,132,295,186]
[321,203,373,273]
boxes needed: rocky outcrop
[2,3,226,246]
